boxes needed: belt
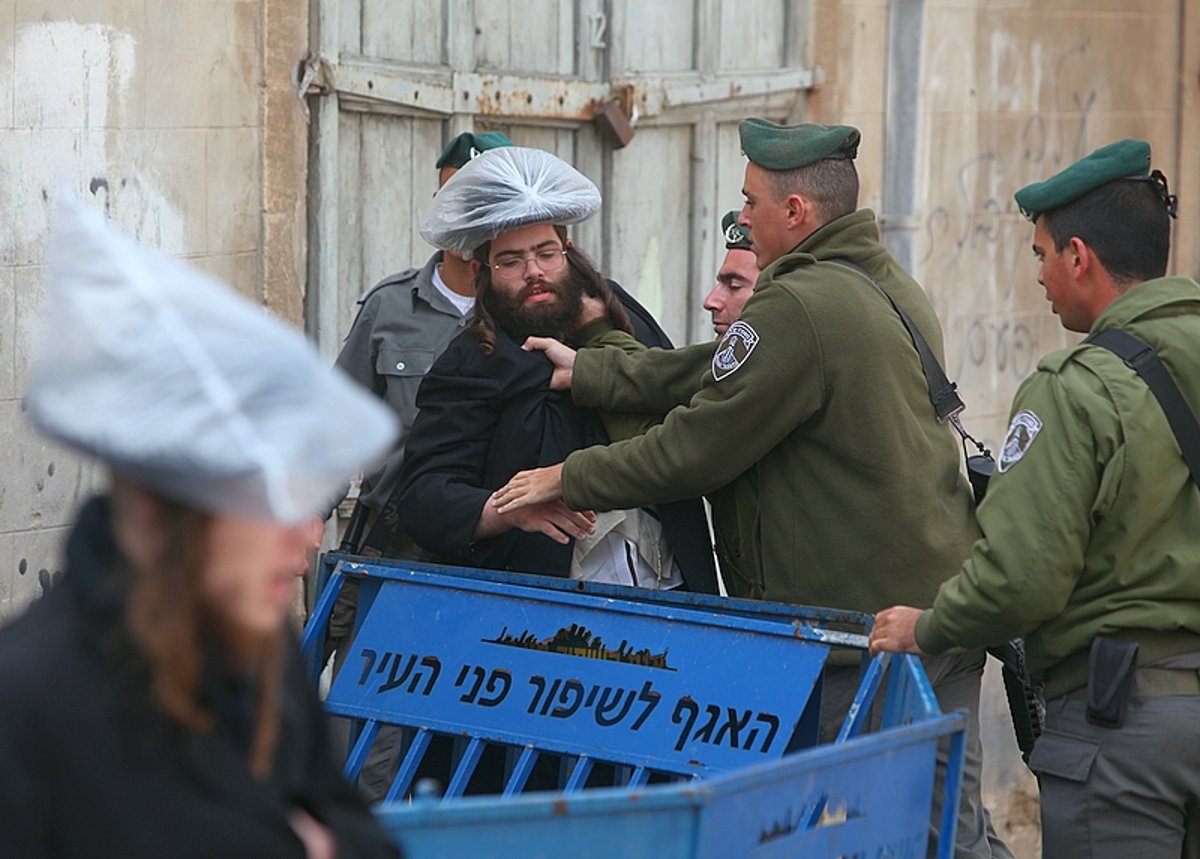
[1066,666,1200,700]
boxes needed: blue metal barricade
[302,555,966,858]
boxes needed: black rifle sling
[829,259,964,423]
[1085,327,1200,490]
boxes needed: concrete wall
[0,0,306,621]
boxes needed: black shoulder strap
[1084,328,1200,489]
[828,259,964,423]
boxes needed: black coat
[397,285,717,593]
[398,324,602,576]
[0,498,401,859]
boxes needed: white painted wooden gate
[306,0,816,352]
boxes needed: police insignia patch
[712,320,759,381]
[997,410,1043,473]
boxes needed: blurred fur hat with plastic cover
[25,195,398,524]
[419,146,601,253]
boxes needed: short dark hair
[1039,179,1171,284]
[763,158,859,223]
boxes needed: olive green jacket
[572,328,755,582]
[564,210,978,611]
[917,276,1200,698]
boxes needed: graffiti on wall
[921,36,1102,392]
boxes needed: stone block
[192,251,261,304]
[142,0,260,130]
[95,128,205,257]
[0,400,101,534]
[924,8,981,115]
[0,524,76,626]
[1,128,80,267]
[839,5,887,115]
[12,264,43,396]
[838,109,885,209]
[12,14,142,131]
[205,125,261,256]
[0,7,13,129]
[262,210,306,325]
[0,268,14,401]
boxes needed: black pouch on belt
[1085,637,1139,728]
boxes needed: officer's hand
[522,337,576,389]
[868,606,927,656]
[493,463,566,513]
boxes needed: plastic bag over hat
[24,194,398,524]
[419,146,601,253]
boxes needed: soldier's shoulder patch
[712,320,760,381]
[997,410,1043,473]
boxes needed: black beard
[483,265,586,342]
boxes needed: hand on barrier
[493,463,566,513]
[868,605,927,656]
[521,336,576,390]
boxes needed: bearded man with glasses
[395,147,717,594]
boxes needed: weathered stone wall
[0,0,306,621]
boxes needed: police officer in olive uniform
[872,140,1200,857]
[494,120,1010,859]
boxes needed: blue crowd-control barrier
[302,555,967,858]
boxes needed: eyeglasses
[491,249,568,280]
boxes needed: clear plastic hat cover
[25,194,398,524]
[419,146,602,252]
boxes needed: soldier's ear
[469,258,482,276]
[1067,236,1091,278]
[784,193,809,230]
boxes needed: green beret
[1014,139,1152,220]
[738,118,860,170]
[721,210,751,250]
[435,131,514,170]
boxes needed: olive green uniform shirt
[917,276,1200,699]
[564,210,978,611]
[571,329,755,584]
